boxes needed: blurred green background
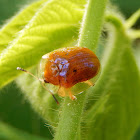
[0,0,140,140]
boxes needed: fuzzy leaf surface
[0,0,45,53]
[0,0,84,88]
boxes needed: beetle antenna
[17,67,59,104]
[17,67,40,81]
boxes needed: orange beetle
[17,47,100,104]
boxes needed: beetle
[17,46,100,104]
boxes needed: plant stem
[78,0,108,51]
[54,0,108,139]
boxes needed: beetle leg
[84,80,94,86]
[68,89,76,100]
[58,87,66,97]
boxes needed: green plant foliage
[0,122,47,140]
[0,81,53,139]
[0,0,140,140]
[125,9,140,29]
[84,20,140,140]
[0,0,45,53]
[0,0,85,88]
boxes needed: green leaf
[0,122,47,140]
[84,17,140,140]
[1,0,140,140]
[0,0,45,53]
[0,0,84,88]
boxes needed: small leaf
[125,9,140,29]
[127,29,140,39]
[0,122,47,140]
